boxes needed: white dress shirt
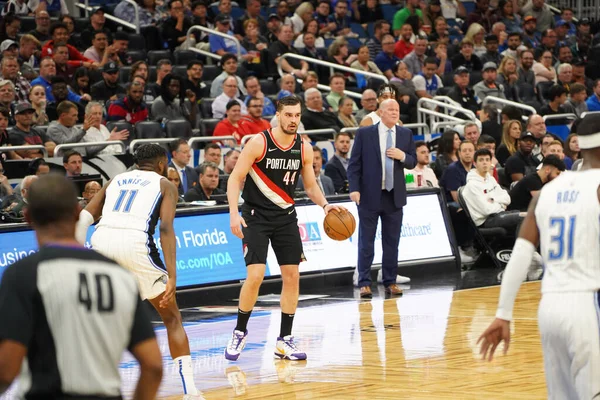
[378,122,396,189]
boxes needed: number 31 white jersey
[97,170,165,234]
[535,170,600,294]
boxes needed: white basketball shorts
[538,292,600,400]
[91,227,168,301]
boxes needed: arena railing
[186,26,242,61]
[580,111,600,118]
[417,98,477,122]
[54,141,126,157]
[418,107,470,135]
[542,114,577,124]
[0,145,47,157]
[188,136,236,149]
[130,138,180,153]
[78,0,139,33]
[482,96,537,117]
[341,123,431,137]
[276,53,388,100]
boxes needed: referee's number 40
[78,272,115,313]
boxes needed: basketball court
[119,277,546,399]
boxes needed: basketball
[323,209,356,241]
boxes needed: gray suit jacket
[297,173,336,196]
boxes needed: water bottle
[405,173,415,189]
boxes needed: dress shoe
[359,286,372,298]
[385,284,403,296]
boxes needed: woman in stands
[213,100,242,147]
[327,38,358,81]
[497,0,521,34]
[0,14,20,43]
[532,50,557,85]
[433,129,461,178]
[28,85,49,126]
[564,133,580,163]
[294,19,324,49]
[497,55,520,102]
[357,0,383,24]
[496,119,522,166]
[70,67,91,97]
[240,18,268,78]
[464,23,486,58]
[151,74,199,129]
[59,15,82,50]
[337,96,358,128]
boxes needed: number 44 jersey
[242,129,304,215]
[535,170,600,293]
[97,170,165,235]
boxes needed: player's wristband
[322,203,329,210]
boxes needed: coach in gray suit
[297,145,336,196]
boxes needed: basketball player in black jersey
[224,95,346,361]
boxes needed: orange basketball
[323,209,356,241]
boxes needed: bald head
[380,99,400,126]
[26,174,79,228]
[527,114,546,138]
[83,180,101,201]
[223,76,238,97]
[21,175,38,199]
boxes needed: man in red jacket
[41,22,99,70]
[238,96,271,139]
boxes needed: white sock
[174,355,198,395]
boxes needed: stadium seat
[536,81,554,103]
[457,187,509,269]
[20,17,35,32]
[148,66,157,82]
[106,121,135,147]
[147,50,173,65]
[74,18,88,32]
[546,124,571,141]
[174,50,199,65]
[200,118,220,137]
[202,65,220,81]
[469,71,482,86]
[496,167,511,189]
[230,6,245,19]
[380,4,400,23]
[442,72,455,87]
[200,99,214,118]
[125,50,147,64]
[350,23,367,38]
[135,121,165,139]
[128,33,146,50]
[165,119,192,138]
[119,66,132,84]
[259,79,279,95]
[519,82,536,102]
[172,65,187,78]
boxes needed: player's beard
[282,122,298,135]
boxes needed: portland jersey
[535,170,600,293]
[243,129,304,213]
[97,170,164,235]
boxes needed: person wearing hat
[80,6,112,49]
[554,19,571,47]
[90,62,126,103]
[162,0,194,52]
[0,39,18,59]
[9,102,56,159]
[480,34,502,66]
[473,62,506,103]
[266,13,282,44]
[560,8,576,36]
[210,14,250,59]
[521,15,541,49]
[505,131,541,183]
[523,0,554,33]
[448,66,479,114]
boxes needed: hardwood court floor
[150,281,547,400]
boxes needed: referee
[0,175,162,399]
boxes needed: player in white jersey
[478,113,600,400]
[75,144,200,396]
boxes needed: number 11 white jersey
[535,170,600,294]
[97,170,165,235]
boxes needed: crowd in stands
[0,0,596,269]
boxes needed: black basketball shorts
[241,206,305,266]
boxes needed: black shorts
[241,205,305,266]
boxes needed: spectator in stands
[114,0,165,50]
[585,79,600,112]
[203,143,222,165]
[90,62,126,103]
[564,133,579,162]
[480,35,501,66]
[83,31,120,67]
[212,0,234,25]
[210,54,246,98]
[190,1,213,42]
[46,101,94,149]
[350,45,383,89]
[223,149,239,175]
[80,6,111,49]
[525,114,547,161]
[477,134,499,181]
[465,0,496,32]
[561,8,576,35]
[243,76,275,117]
[147,59,172,101]
[355,89,378,124]
[41,22,97,70]
[403,36,428,76]
[107,82,149,125]
[277,73,296,99]
[83,101,129,156]
[406,141,438,187]
[501,32,523,59]
[152,74,198,127]
[375,34,399,80]
[239,95,271,137]
[394,24,414,59]
[473,62,505,103]
[0,14,20,44]
[79,181,101,208]
[1,174,36,217]
[111,31,131,66]
[523,0,554,33]
[210,14,249,59]
[366,20,390,61]
[213,100,243,146]
[289,2,314,36]
[0,56,29,103]
[294,19,324,49]
[0,79,15,121]
[167,167,184,197]
[58,15,82,50]
[299,30,324,63]
[328,0,352,37]
[31,58,88,105]
[358,0,383,23]
[521,16,540,49]
[496,55,520,102]
[240,19,269,74]
[0,39,18,61]
[517,49,535,86]
[27,158,50,176]
[297,145,335,195]
[561,83,587,117]
[556,63,573,92]
[9,103,55,159]
[505,131,540,182]
[432,41,451,76]
[234,0,266,38]
[463,122,481,145]
[18,34,41,80]
[393,0,422,36]
[302,88,343,136]
[52,42,77,82]
[539,133,554,158]
[508,154,564,211]
[464,23,486,57]
[0,159,13,203]
[326,74,355,113]
[1,0,30,16]
[29,0,68,16]
[536,29,558,62]
[63,150,82,177]
[451,39,483,72]
[29,10,50,42]
[314,0,332,35]
[212,76,247,119]
[448,66,479,114]
[70,67,91,97]
[359,84,395,127]
[161,0,193,51]
[184,60,209,100]
[129,61,155,102]
[479,104,502,145]
[546,139,572,168]
[168,138,198,196]
[324,132,351,193]
[497,0,521,34]
[269,25,308,78]
[28,85,48,126]
[440,140,474,203]
[412,57,443,101]
[556,46,573,69]
[540,84,567,119]
[572,60,593,93]
[434,129,461,178]
[337,96,358,128]
[496,119,521,166]
[184,161,224,202]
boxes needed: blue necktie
[385,129,394,191]
[181,169,188,193]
